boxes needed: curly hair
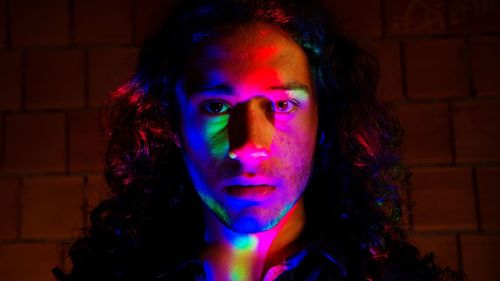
[56,0,463,280]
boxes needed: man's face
[176,23,318,233]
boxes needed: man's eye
[269,100,298,113]
[201,101,231,114]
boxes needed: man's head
[102,0,404,257]
[175,22,318,233]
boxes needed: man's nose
[228,98,273,161]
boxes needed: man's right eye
[200,101,231,114]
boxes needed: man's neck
[201,198,306,281]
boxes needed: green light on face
[204,116,229,157]
[199,192,231,225]
[261,201,294,231]
[288,88,309,103]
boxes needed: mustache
[214,158,283,179]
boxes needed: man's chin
[228,217,276,233]
[224,209,285,233]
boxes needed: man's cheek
[183,115,229,158]
[203,116,229,158]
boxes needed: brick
[85,175,111,228]
[0,243,59,281]
[471,37,500,97]
[26,50,85,109]
[89,47,137,107]
[86,175,111,211]
[330,0,381,38]
[409,233,459,270]
[411,167,476,231]
[448,0,500,34]
[405,39,469,99]
[58,242,73,274]
[372,41,404,101]
[74,0,132,44]
[0,178,20,239]
[0,114,2,169]
[4,113,66,173]
[461,235,500,281]
[68,111,105,172]
[477,167,500,230]
[21,176,84,239]
[385,0,446,36]
[135,0,176,44]
[0,52,22,110]
[10,0,70,47]
[399,198,411,231]
[0,0,6,47]
[453,100,500,163]
[396,102,452,164]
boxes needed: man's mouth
[224,185,276,200]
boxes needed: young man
[55,0,462,280]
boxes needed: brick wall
[0,0,498,280]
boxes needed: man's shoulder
[275,242,463,281]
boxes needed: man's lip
[219,175,278,187]
[224,185,276,200]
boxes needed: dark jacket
[55,242,447,281]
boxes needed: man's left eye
[200,101,231,115]
[269,100,298,113]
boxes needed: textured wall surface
[0,0,499,280]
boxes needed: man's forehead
[199,44,280,65]
[177,22,313,97]
[190,23,300,63]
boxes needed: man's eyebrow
[268,83,310,94]
[188,82,311,96]
[188,84,233,96]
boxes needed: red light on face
[176,23,317,234]
[254,46,278,61]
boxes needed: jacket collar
[155,242,348,281]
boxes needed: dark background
[0,0,499,280]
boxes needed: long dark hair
[57,0,461,280]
